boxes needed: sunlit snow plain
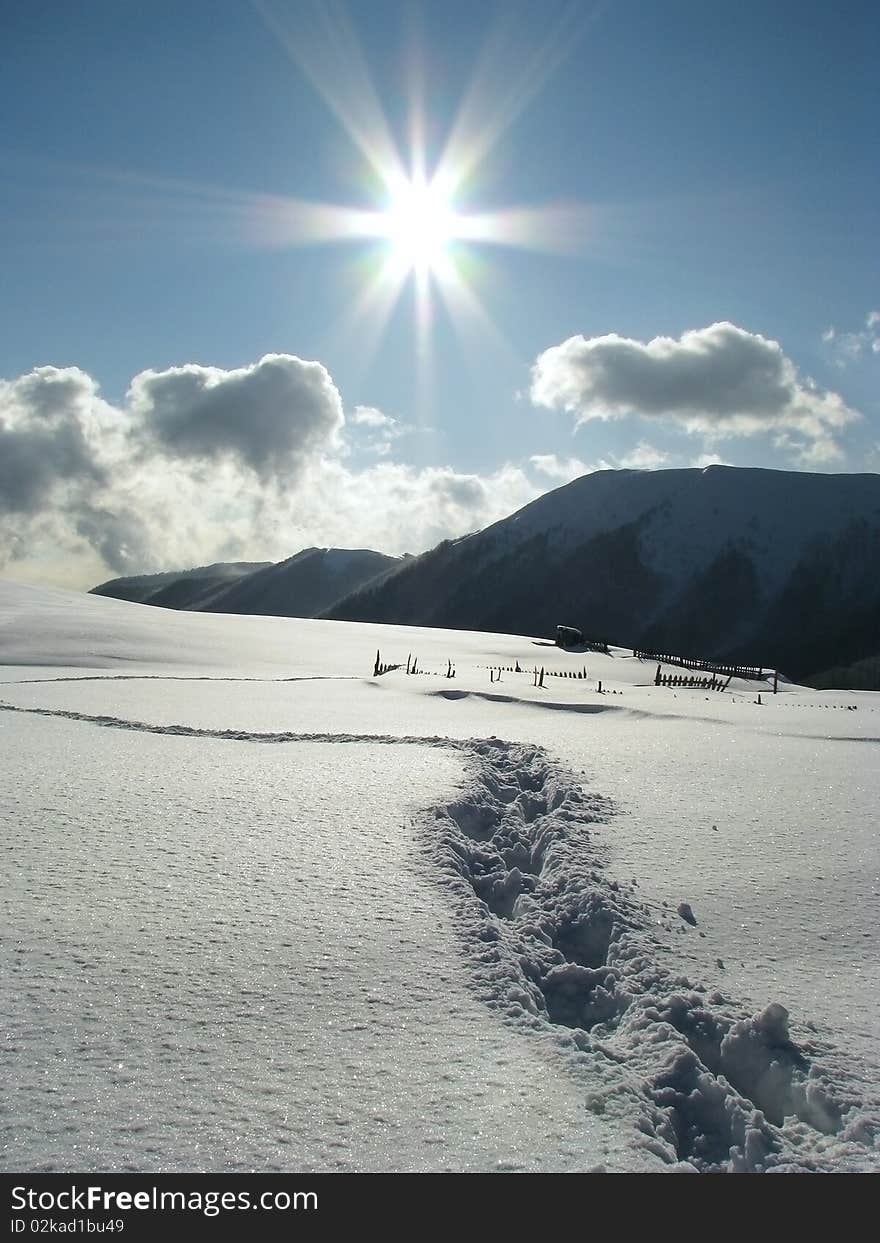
[2,582,878,1172]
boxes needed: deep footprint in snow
[421,736,880,1172]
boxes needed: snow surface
[495,465,880,587]
[2,581,878,1172]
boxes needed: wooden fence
[654,667,728,691]
[634,648,766,681]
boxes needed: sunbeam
[248,0,602,379]
[432,251,521,381]
[321,249,411,387]
[252,0,406,193]
[433,1,595,197]
[9,2,600,382]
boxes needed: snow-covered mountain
[91,548,401,620]
[194,547,400,618]
[91,561,271,606]
[326,467,880,682]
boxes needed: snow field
[3,716,632,1172]
[2,582,879,1171]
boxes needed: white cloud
[277,459,540,555]
[772,431,846,468]
[3,331,865,591]
[350,405,396,429]
[348,404,411,457]
[0,356,543,585]
[528,454,590,484]
[0,366,109,515]
[822,310,880,366]
[617,441,670,470]
[129,353,344,480]
[530,444,670,478]
[530,322,859,458]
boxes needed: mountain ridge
[91,561,271,605]
[91,547,400,621]
[323,467,880,683]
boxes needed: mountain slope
[91,562,271,605]
[196,547,400,618]
[325,467,880,681]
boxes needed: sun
[246,0,597,409]
[377,175,460,273]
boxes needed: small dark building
[556,625,583,648]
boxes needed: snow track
[422,739,879,1171]
[0,673,360,685]
[0,700,461,747]
[3,698,877,1172]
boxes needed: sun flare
[245,0,598,412]
[377,176,459,272]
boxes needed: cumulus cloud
[129,353,344,479]
[0,353,546,586]
[3,329,862,591]
[530,322,859,458]
[278,459,540,554]
[822,311,880,366]
[0,366,109,514]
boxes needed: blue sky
[1,0,877,585]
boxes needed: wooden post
[773,669,778,694]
